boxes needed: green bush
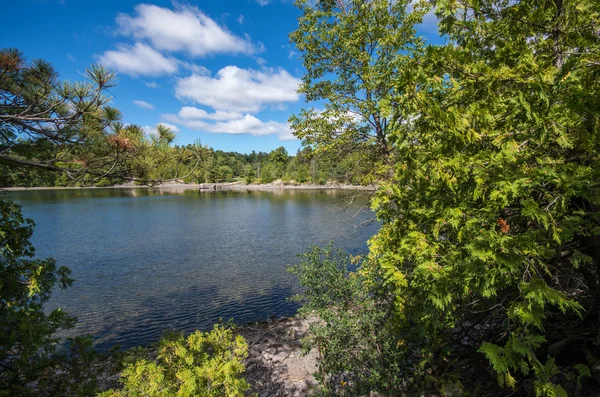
[99,325,250,397]
[289,246,405,396]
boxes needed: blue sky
[2,0,440,153]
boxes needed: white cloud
[98,43,178,76]
[142,122,180,137]
[237,14,244,24]
[256,0,271,6]
[144,81,158,88]
[170,113,295,140]
[288,50,298,59]
[175,66,301,113]
[177,61,210,75]
[116,4,259,57]
[173,106,243,121]
[133,100,155,110]
[255,57,267,66]
[163,109,297,141]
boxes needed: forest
[2,0,600,396]
[0,143,374,188]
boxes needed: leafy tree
[260,163,277,183]
[244,164,256,184]
[212,165,233,183]
[292,0,600,395]
[99,325,250,397]
[289,0,425,181]
[266,146,289,181]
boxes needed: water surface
[4,188,378,349]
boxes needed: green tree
[292,0,600,395]
[0,49,199,394]
[244,164,256,184]
[289,0,425,181]
[0,49,199,186]
[267,146,289,180]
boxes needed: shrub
[289,245,406,396]
[99,325,250,397]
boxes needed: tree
[267,146,289,180]
[0,49,201,394]
[244,164,256,184]
[289,0,425,181]
[0,49,199,185]
[292,0,600,395]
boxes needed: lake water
[4,188,378,350]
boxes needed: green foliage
[289,245,407,396]
[0,199,76,394]
[291,0,600,395]
[289,0,425,181]
[244,164,256,184]
[0,48,203,186]
[99,325,250,397]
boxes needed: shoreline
[1,182,377,192]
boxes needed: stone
[249,348,261,357]
[238,316,321,396]
[272,351,290,362]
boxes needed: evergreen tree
[291,0,600,395]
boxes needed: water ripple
[5,188,379,350]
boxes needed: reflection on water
[4,187,379,349]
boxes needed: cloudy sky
[3,0,439,153]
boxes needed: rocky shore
[2,181,375,191]
[238,317,320,397]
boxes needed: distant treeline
[0,143,374,187]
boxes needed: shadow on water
[91,284,299,351]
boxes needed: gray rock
[249,348,261,357]
[272,351,290,362]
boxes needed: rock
[238,316,321,396]
[249,348,261,357]
[247,356,261,364]
[593,365,600,388]
[547,336,584,359]
[272,351,290,362]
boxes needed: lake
[4,187,378,350]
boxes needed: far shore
[1,182,377,192]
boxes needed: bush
[289,245,406,396]
[99,325,250,397]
